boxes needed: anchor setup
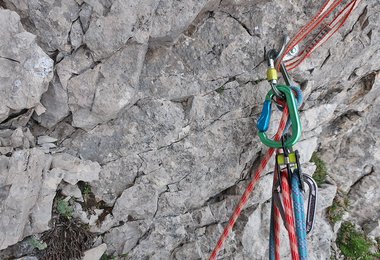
[262,45,318,260]
[209,0,361,259]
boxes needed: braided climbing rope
[292,171,308,259]
[209,107,289,260]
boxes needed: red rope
[276,0,361,71]
[273,168,281,260]
[209,107,289,260]
[280,170,300,260]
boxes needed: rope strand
[209,107,289,260]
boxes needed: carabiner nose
[256,85,301,148]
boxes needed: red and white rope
[273,169,281,260]
[276,0,362,71]
[280,170,299,260]
[209,107,289,260]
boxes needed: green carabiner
[257,85,301,148]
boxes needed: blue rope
[292,170,308,260]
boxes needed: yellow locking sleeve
[267,68,278,82]
[276,152,298,166]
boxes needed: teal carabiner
[257,85,301,148]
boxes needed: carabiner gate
[256,85,301,148]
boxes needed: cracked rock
[112,184,160,221]
[84,0,158,60]
[0,149,51,250]
[103,221,148,255]
[51,153,101,185]
[0,1,379,259]
[7,0,80,53]
[67,43,147,130]
[0,9,53,123]
[91,155,142,205]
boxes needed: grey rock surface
[0,9,53,123]
[67,43,147,129]
[82,243,107,260]
[0,146,101,249]
[0,149,50,250]
[3,0,80,53]
[51,153,101,185]
[84,0,158,60]
[0,0,379,259]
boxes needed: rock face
[0,9,53,123]
[0,0,379,259]
[67,43,147,130]
[0,128,101,250]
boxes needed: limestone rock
[150,0,215,43]
[35,75,70,128]
[103,222,148,255]
[112,184,160,221]
[82,243,107,260]
[91,155,142,205]
[317,183,338,211]
[82,0,111,16]
[70,19,84,50]
[15,257,38,260]
[242,202,275,259]
[37,135,58,145]
[308,216,335,260]
[0,149,51,250]
[24,167,63,237]
[0,109,34,129]
[10,127,31,149]
[84,0,159,60]
[8,0,80,52]
[67,43,147,130]
[56,47,95,89]
[295,137,318,163]
[0,128,34,150]
[61,183,83,201]
[79,3,93,32]
[0,9,53,123]
[51,153,101,185]
[348,171,380,229]
[64,98,186,163]
[127,214,193,259]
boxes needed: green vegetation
[310,152,328,186]
[82,183,92,198]
[327,192,349,224]
[215,86,225,94]
[101,253,128,260]
[337,222,380,259]
[56,198,74,219]
[29,235,47,250]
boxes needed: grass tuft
[337,222,380,259]
[327,191,349,224]
[310,152,328,186]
